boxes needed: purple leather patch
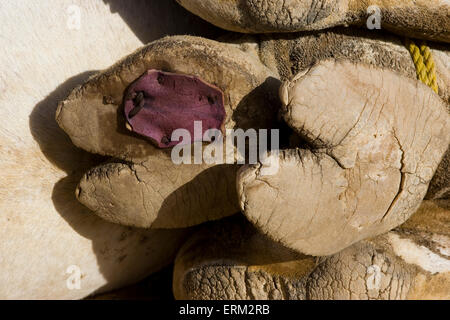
[123,70,226,148]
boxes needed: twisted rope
[405,38,439,94]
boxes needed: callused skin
[177,0,450,43]
[56,35,280,228]
[57,31,449,232]
[174,200,450,300]
[238,59,450,256]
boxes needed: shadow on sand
[28,0,222,296]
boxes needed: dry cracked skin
[57,29,450,231]
[177,0,450,43]
[173,200,450,300]
[56,35,281,228]
[238,59,450,256]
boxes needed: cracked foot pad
[174,201,450,300]
[238,60,450,256]
[56,35,279,229]
[124,70,226,148]
[177,0,450,43]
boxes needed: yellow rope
[405,38,439,94]
[419,42,438,93]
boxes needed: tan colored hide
[174,201,450,300]
[0,0,214,299]
[177,0,450,42]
